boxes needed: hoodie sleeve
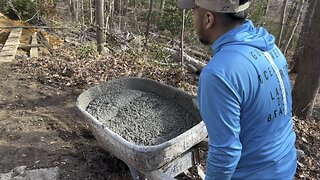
[198,70,242,180]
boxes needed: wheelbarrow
[76,77,208,179]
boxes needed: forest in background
[0,0,307,58]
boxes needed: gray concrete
[87,88,197,146]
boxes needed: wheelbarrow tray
[76,77,207,172]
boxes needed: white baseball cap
[177,0,252,13]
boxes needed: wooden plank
[1,39,20,46]
[0,28,22,62]
[1,44,18,51]
[30,32,38,58]
[0,56,15,62]
[1,48,16,53]
[0,51,17,56]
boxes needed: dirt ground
[0,62,132,179]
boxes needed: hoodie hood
[211,20,275,55]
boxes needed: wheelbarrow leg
[128,165,141,180]
[193,147,205,180]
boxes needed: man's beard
[199,37,211,46]
[197,27,211,46]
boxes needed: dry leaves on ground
[15,45,198,96]
[294,117,320,179]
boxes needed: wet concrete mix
[86,87,198,146]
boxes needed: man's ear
[205,12,214,29]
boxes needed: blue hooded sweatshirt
[198,20,297,180]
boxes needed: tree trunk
[163,48,205,73]
[111,0,115,19]
[89,0,93,24]
[70,0,76,21]
[105,0,108,30]
[105,0,115,30]
[281,0,300,49]
[265,0,270,18]
[119,0,122,30]
[144,0,153,47]
[284,0,305,55]
[286,0,300,25]
[291,0,316,73]
[75,0,79,21]
[96,0,105,54]
[292,0,320,119]
[180,9,185,68]
[81,0,84,25]
[278,0,288,47]
[160,0,165,19]
[114,0,120,11]
[123,0,128,15]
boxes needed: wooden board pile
[0,13,63,62]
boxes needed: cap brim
[177,0,198,9]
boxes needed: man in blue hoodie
[177,0,297,179]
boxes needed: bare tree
[105,0,115,31]
[75,0,79,21]
[81,0,84,25]
[160,0,166,19]
[70,0,76,21]
[284,0,306,55]
[89,0,93,24]
[286,0,300,24]
[110,0,115,20]
[180,9,185,68]
[280,0,300,49]
[278,0,288,47]
[96,0,105,53]
[292,0,320,119]
[109,0,116,30]
[119,0,122,30]
[144,0,154,47]
[291,0,316,73]
[114,0,120,11]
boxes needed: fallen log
[186,48,209,60]
[164,48,206,73]
[18,43,43,50]
[30,32,39,58]
[187,64,199,73]
[152,34,208,59]
[37,30,53,54]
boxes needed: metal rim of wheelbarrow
[76,77,208,171]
